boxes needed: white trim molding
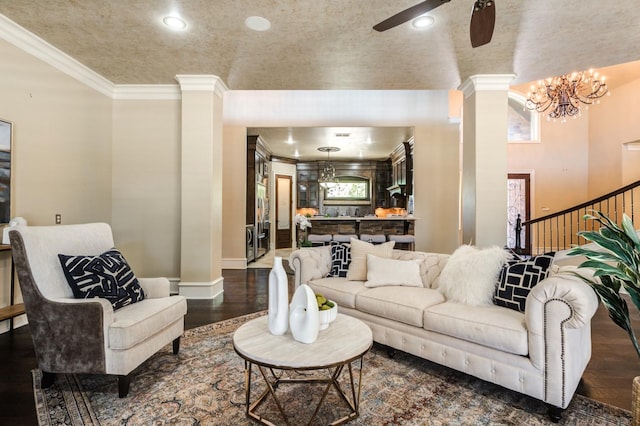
[178,277,224,299]
[112,85,182,100]
[222,257,251,269]
[459,74,517,98]
[175,75,229,97]
[0,13,114,97]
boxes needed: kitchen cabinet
[375,160,391,208]
[296,166,319,208]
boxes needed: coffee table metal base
[243,357,365,426]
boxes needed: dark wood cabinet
[375,160,391,208]
[297,165,319,208]
[392,159,407,186]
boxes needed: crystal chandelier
[525,69,609,122]
[317,147,340,188]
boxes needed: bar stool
[307,234,332,246]
[388,234,415,251]
[332,234,357,243]
[359,234,386,244]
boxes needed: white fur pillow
[365,254,423,288]
[438,245,511,306]
[346,238,395,281]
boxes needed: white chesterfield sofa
[288,246,599,422]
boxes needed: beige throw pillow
[346,238,395,281]
[365,254,423,288]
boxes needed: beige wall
[588,78,640,196]
[222,125,248,268]
[413,124,460,253]
[112,99,181,277]
[0,39,113,332]
[507,111,590,220]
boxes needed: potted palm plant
[568,211,640,422]
[568,211,640,357]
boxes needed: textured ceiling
[1,1,639,159]
[1,0,639,90]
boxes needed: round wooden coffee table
[233,314,373,425]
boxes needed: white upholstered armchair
[9,223,187,397]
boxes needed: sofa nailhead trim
[543,298,573,408]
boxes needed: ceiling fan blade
[470,0,496,47]
[373,0,451,32]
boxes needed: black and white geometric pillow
[493,252,555,312]
[327,242,351,278]
[58,248,145,310]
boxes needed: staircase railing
[521,179,640,255]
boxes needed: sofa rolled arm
[525,274,598,408]
[288,246,331,288]
[526,274,598,331]
[138,277,171,298]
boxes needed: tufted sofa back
[391,250,449,288]
[289,246,450,289]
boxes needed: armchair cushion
[58,248,145,310]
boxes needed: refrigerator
[254,182,270,260]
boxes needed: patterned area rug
[33,311,631,425]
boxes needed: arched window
[508,92,539,143]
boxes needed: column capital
[175,75,228,97]
[459,74,516,98]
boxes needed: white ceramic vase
[289,284,320,344]
[268,256,289,335]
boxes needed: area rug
[33,311,631,425]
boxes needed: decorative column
[458,74,515,248]
[175,75,227,298]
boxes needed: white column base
[222,257,249,269]
[178,277,224,299]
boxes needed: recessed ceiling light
[245,16,271,31]
[412,15,435,29]
[163,15,187,30]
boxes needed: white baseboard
[222,257,248,269]
[178,277,224,299]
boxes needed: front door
[507,173,531,255]
[276,175,293,249]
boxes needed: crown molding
[175,75,229,97]
[112,85,182,100]
[459,74,516,98]
[0,13,115,98]
[0,14,188,100]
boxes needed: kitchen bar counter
[305,216,416,237]
[308,216,416,221]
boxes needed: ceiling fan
[373,0,496,48]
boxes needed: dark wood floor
[0,268,637,425]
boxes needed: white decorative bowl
[318,300,338,330]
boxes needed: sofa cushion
[423,302,528,356]
[327,242,351,278]
[356,286,445,327]
[438,245,510,306]
[365,254,423,288]
[392,250,449,289]
[307,277,368,309]
[347,238,395,281]
[494,252,555,312]
[109,295,187,350]
[58,248,145,310]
